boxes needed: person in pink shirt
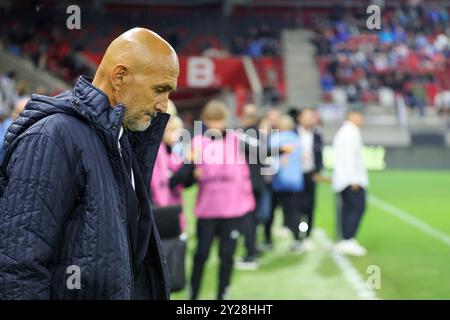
[189,100,255,300]
[150,114,189,232]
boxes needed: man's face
[162,118,179,145]
[240,104,258,128]
[349,113,364,128]
[355,114,364,128]
[205,118,226,132]
[267,109,281,127]
[121,57,179,132]
[299,109,316,129]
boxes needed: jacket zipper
[113,108,135,299]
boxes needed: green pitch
[171,170,450,300]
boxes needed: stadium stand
[1,0,450,148]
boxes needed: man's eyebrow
[154,84,177,92]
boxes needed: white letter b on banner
[187,57,215,88]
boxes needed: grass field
[172,170,450,300]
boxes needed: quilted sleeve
[0,133,75,299]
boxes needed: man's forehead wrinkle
[142,52,179,73]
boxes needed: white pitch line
[369,195,450,247]
[315,229,379,300]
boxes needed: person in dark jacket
[296,108,323,250]
[235,104,268,270]
[0,28,179,299]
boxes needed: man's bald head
[93,28,179,132]
[96,28,177,78]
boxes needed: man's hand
[279,144,295,154]
[193,168,202,180]
[277,157,286,167]
[351,184,360,191]
[312,173,331,184]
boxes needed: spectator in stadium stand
[312,2,450,113]
[296,108,324,251]
[0,28,179,299]
[0,108,12,161]
[189,100,255,300]
[0,71,18,112]
[0,97,28,161]
[332,111,368,257]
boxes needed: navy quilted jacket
[0,76,170,299]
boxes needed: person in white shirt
[332,111,368,256]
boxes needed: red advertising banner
[82,53,284,93]
[177,56,250,89]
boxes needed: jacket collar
[73,76,124,131]
[71,76,170,156]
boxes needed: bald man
[0,28,179,299]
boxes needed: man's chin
[125,120,151,132]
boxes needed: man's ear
[110,64,128,91]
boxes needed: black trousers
[241,191,260,257]
[337,186,366,240]
[264,191,301,242]
[298,172,317,238]
[190,217,242,300]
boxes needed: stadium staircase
[407,109,448,146]
[0,49,69,93]
[282,29,321,109]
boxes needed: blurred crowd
[0,5,284,84]
[1,18,94,82]
[312,2,450,116]
[0,70,46,159]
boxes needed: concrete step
[0,49,69,93]
[283,29,321,108]
[320,124,411,147]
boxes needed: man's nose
[155,96,169,113]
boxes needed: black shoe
[262,242,273,251]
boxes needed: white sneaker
[334,239,366,256]
[290,240,304,253]
[234,256,259,271]
[235,259,259,271]
[348,239,367,256]
[275,227,291,239]
[302,238,315,252]
[333,240,346,253]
